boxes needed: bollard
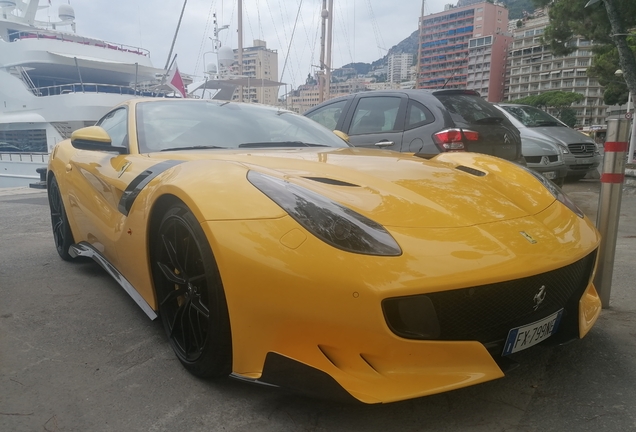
[594,118,630,308]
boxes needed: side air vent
[303,177,360,187]
[455,165,486,177]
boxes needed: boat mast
[238,0,244,102]
[318,0,333,103]
[164,0,188,71]
[417,0,425,89]
[325,0,333,102]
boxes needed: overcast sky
[37,0,452,89]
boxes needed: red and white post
[594,118,630,308]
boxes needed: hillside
[340,0,537,74]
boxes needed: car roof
[306,89,483,109]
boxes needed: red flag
[166,62,186,98]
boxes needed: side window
[305,100,347,130]
[349,97,401,135]
[97,108,128,147]
[405,100,435,130]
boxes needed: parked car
[493,106,567,186]
[497,104,601,180]
[304,89,524,164]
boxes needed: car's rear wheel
[48,175,74,261]
[152,203,232,378]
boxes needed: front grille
[525,155,559,164]
[385,251,597,344]
[568,143,596,155]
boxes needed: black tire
[152,203,232,378]
[48,176,75,261]
[554,176,565,187]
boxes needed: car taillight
[433,128,479,152]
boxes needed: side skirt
[69,242,158,320]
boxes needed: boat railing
[33,83,165,98]
[0,152,49,162]
[8,30,150,57]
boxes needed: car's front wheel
[48,175,75,261]
[152,203,232,378]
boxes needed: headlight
[558,143,570,154]
[525,168,584,218]
[248,171,402,256]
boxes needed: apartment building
[388,53,414,83]
[466,33,512,101]
[417,1,509,95]
[288,78,368,114]
[504,11,606,126]
[231,40,279,106]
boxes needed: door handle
[375,141,394,148]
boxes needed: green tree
[512,91,584,123]
[560,108,578,127]
[532,0,636,106]
[587,42,633,106]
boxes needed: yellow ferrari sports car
[46,98,601,404]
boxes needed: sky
[36,0,451,90]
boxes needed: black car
[304,89,523,163]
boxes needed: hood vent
[303,177,360,187]
[455,166,486,177]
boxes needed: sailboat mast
[164,0,188,71]
[417,0,425,89]
[325,0,334,101]
[319,0,327,103]
[238,0,244,102]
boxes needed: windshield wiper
[160,145,227,152]
[238,141,328,148]
[533,121,560,127]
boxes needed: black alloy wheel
[48,176,74,261]
[152,203,232,378]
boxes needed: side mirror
[333,129,350,143]
[71,126,127,154]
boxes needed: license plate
[502,309,563,356]
[542,171,556,180]
[576,157,592,164]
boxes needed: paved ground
[1,177,635,432]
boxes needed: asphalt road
[1,178,635,432]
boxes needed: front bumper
[563,153,602,176]
[526,162,568,183]
[252,259,601,404]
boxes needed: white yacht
[0,0,167,187]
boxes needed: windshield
[500,105,562,128]
[136,100,350,153]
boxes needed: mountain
[338,0,538,75]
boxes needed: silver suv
[497,104,601,180]
[493,106,567,186]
